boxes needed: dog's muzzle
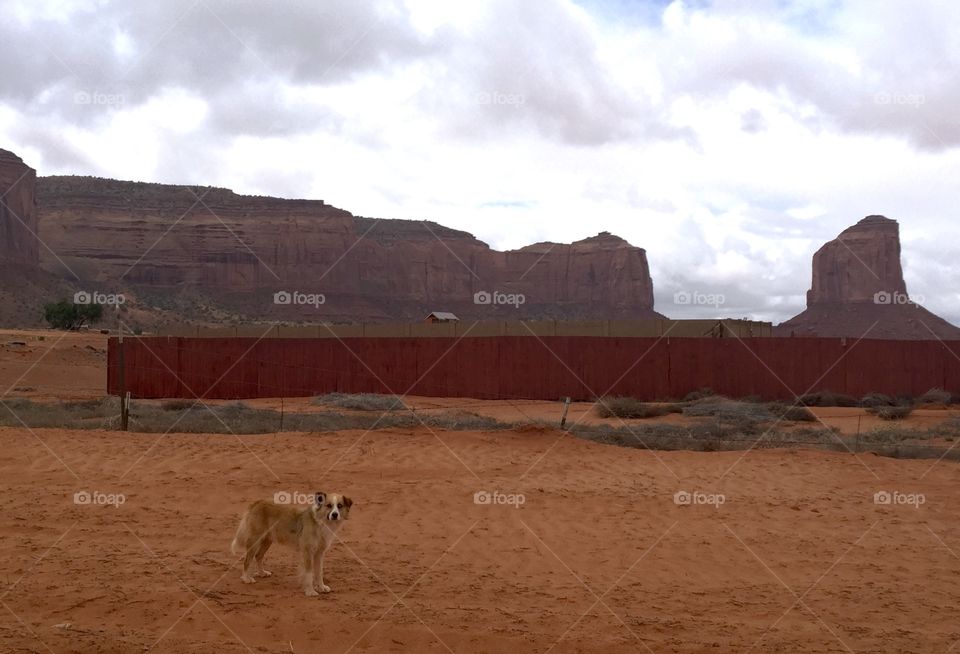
[329,511,340,520]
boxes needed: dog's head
[314,492,353,522]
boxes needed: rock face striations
[0,149,38,266]
[806,215,907,305]
[777,216,960,339]
[35,176,662,323]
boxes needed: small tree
[43,300,103,330]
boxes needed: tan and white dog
[230,492,352,596]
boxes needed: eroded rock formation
[777,216,960,339]
[35,176,662,323]
[0,149,38,266]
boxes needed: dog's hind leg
[254,539,272,577]
[240,541,258,584]
[301,548,319,597]
[314,549,331,593]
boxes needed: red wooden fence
[107,336,960,401]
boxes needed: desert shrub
[868,405,914,421]
[161,399,195,411]
[927,417,960,439]
[860,392,896,408]
[422,411,507,431]
[918,388,956,405]
[0,399,75,428]
[798,391,859,407]
[43,299,102,331]
[683,388,716,402]
[779,405,817,422]
[683,399,773,421]
[681,399,775,435]
[313,393,408,412]
[63,397,116,418]
[595,397,682,419]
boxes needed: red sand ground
[2,427,960,653]
[2,328,960,652]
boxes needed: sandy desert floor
[2,328,960,652]
[2,426,960,653]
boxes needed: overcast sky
[1,0,958,325]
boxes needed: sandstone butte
[776,216,960,340]
[32,174,662,323]
[1,146,958,337]
[0,148,38,266]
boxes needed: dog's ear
[315,492,326,506]
[343,496,353,509]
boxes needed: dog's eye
[337,503,342,509]
[326,503,332,508]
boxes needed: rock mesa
[35,176,662,323]
[777,216,960,339]
[0,149,38,266]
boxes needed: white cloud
[0,0,957,325]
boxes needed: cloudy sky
[1,0,958,324]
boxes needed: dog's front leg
[314,549,331,593]
[301,548,319,597]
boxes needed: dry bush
[313,393,408,412]
[918,388,956,405]
[0,399,79,428]
[160,399,195,411]
[771,404,817,422]
[683,388,716,402]
[798,391,859,407]
[0,397,117,429]
[595,397,682,419]
[860,392,896,408]
[927,417,960,439]
[683,399,773,421]
[867,405,914,421]
[0,395,521,435]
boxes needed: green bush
[43,299,103,330]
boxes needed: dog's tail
[230,512,249,555]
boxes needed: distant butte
[0,148,39,266]
[776,216,960,339]
[33,173,663,323]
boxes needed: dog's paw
[304,588,320,597]
[319,584,331,593]
[240,575,256,584]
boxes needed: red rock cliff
[777,216,960,340]
[0,149,38,266]
[807,215,907,305]
[35,176,661,323]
